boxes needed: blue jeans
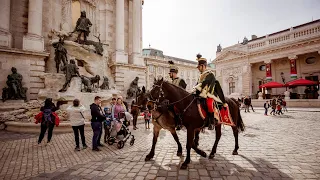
[264,108,268,115]
[91,122,102,149]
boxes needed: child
[277,102,283,115]
[142,110,152,129]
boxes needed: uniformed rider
[168,60,187,130]
[193,54,228,129]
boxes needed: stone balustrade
[247,21,320,51]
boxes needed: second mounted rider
[168,60,187,130]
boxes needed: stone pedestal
[258,92,263,100]
[284,91,290,100]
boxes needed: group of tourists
[264,97,287,116]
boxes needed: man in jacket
[90,96,105,151]
[168,60,187,130]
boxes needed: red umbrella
[285,78,319,87]
[259,81,285,88]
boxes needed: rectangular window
[229,82,235,95]
[149,65,154,73]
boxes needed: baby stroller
[107,111,135,149]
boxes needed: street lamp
[280,72,287,90]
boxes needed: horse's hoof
[145,155,153,161]
[232,151,238,155]
[200,151,207,158]
[208,154,215,159]
[177,151,182,157]
[180,163,188,169]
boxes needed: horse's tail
[230,98,245,132]
[237,109,245,132]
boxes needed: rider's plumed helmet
[196,54,207,67]
[168,60,178,73]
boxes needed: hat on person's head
[196,54,207,67]
[168,61,178,73]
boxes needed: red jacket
[34,112,60,126]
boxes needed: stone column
[23,0,44,52]
[0,0,12,48]
[131,0,144,66]
[114,0,128,64]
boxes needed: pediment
[215,50,247,62]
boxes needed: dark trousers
[264,108,268,115]
[270,108,276,115]
[38,123,55,143]
[72,125,86,147]
[91,122,102,149]
[133,115,138,127]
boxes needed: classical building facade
[143,48,215,92]
[0,0,144,100]
[214,20,320,99]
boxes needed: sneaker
[75,147,80,151]
[92,148,101,151]
[83,145,88,149]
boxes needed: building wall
[10,0,28,49]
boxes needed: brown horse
[135,86,183,160]
[149,78,245,169]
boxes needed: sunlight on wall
[72,0,81,29]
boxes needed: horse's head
[149,78,165,103]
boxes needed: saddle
[197,98,235,127]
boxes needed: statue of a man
[127,77,140,98]
[59,59,80,92]
[217,44,222,52]
[2,67,27,101]
[52,37,68,73]
[73,11,92,44]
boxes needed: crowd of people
[264,97,287,116]
[34,95,147,152]
[238,96,255,113]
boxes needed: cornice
[0,48,50,57]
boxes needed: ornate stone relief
[222,67,243,76]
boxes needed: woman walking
[35,98,59,145]
[67,99,88,151]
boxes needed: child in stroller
[106,111,135,149]
[103,107,112,143]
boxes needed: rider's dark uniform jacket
[194,69,226,105]
[172,77,187,89]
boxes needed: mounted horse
[135,86,183,158]
[148,78,245,169]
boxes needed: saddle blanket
[197,98,235,127]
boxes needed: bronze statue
[2,67,27,101]
[52,37,68,73]
[217,44,222,52]
[59,59,80,92]
[100,76,109,90]
[127,77,140,98]
[242,37,248,45]
[73,11,92,44]
[80,75,100,93]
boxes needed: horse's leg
[209,124,222,159]
[181,128,194,169]
[192,129,207,158]
[232,126,239,155]
[169,129,182,156]
[145,125,161,161]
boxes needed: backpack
[42,109,54,124]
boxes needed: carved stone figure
[52,37,68,73]
[2,67,28,101]
[242,37,249,45]
[59,59,80,92]
[127,77,140,98]
[73,11,92,44]
[80,75,100,93]
[217,44,222,52]
[100,76,109,90]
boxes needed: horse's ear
[142,86,146,93]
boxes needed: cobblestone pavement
[1,110,320,180]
